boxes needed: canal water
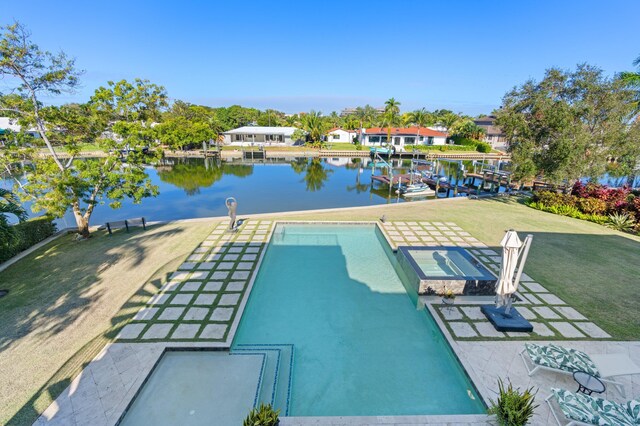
[2,156,634,227]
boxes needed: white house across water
[362,127,447,151]
[222,126,303,146]
[326,128,358,143]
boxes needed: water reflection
[156,158,254,195]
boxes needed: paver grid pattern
[116,220,273,342]
[380,221,611,341]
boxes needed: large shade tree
[0,22,166,237]
[496,64,639,184]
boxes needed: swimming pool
[232,224,485,416]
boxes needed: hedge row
[450,136,492,153]
[0,217,58,263]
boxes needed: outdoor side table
[573,371,606,395]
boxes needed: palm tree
[301,110,328,146]
[405,108,434,146]
[620,55,640,115]
[384,98,401,116]
[1,188,28,247]
[382,98,402,146]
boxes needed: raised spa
[397,246,497,295]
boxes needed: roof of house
[364,127,447,137]
[484,125,504,136]
[327,127,357,133]
[222,126,300,136]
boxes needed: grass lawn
[0,221,214,426]
[0,197,638,424]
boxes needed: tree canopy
[496,64,639,183]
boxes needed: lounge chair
[520,343,640,397]
[546,388,640,425]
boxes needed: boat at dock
[395,182,436,197]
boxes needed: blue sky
[3,0,639,115]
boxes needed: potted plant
[243,403,280,426]
[488,378,538,426]
[440,286,456,306]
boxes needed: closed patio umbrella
[495,229,522,314]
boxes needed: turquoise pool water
[232,224,485,416]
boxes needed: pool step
[231,344,294,415]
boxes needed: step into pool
[232,224,485,416]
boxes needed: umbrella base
[480,305,533,332]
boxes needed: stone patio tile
[405,236,419,242]
[241,254,257,261]
[117,323,146,339]
[460,306,486,320]
[549,321,586,338]
[160,281,180,292]
[489,256,501,263]
[200,240,214,247]
[216,262,235,270]
[228,247,243,253]
[171,324,200,339]
[200,324,227,339]
[189,271,209,280]
[574,322,611,338]
[178,262,197,270]
[180,281,202,292]
[555,306,587,320]
[522,293,542,305]
[436,236,450,242]
[439,306,463,320]
[197,262,216,270]
[474,322,506,338]
[210,307,234,321]
[187,255,203,262]
[245,247,260,253]
[205,254,221,262]
[219,293,241,306]
[236,262,254,270]
[204,281,223,291]
[232,271,250,280]
[449,322,478,338]
[193,247,208,253]
[147,293,169,305]
[169,271,190,281]
[170,294,194,305]
[158,307,185,320]
[532,306,561,319]
[194,293,217,305]
[515,306,536,320]
[141,323,173,339]
[184,307,209,321]
[225,281,246,292]
[520,281,548,293]
[223,254,239,261]
[520,273,534,281]
[529,322,555,336]
[536,293,566,305]
[133,307,158,321]
[211,271,230,280]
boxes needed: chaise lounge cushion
[526,343,599,376]
[551,388,637,425]
[628,400,640,423]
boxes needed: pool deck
[33,219,640,426]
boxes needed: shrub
[451,136,479,147]
[475,142,492,153]
[532,191,577,208]
[577,197,607,215]
[0,216,57,263]
[607,212,636,233]
[243,403,280,426]
[488,378,537,426]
